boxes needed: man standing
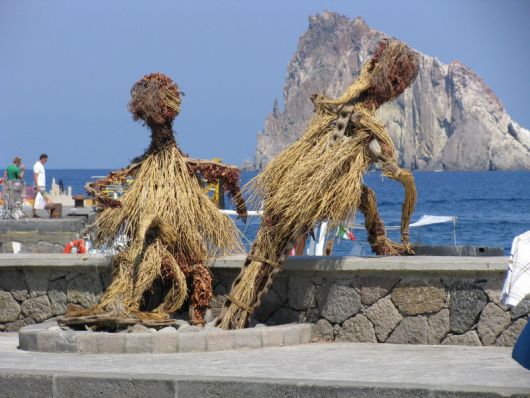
[32,153,49,218]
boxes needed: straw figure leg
[95,218,187,321]
[217,216,305,329]
[182,263,212,326]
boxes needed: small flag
[336,224,355,241]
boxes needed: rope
[225,294,253,313]
[247,254,282,269]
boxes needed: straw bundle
[91,144,242,321]
[96,147,241,256]
[218,39,419,329]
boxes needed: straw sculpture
[67,73,246,327]
[217,39,420,329]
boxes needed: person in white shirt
[501,230,530,370]
[501,230,530,307]
[32,153,50,217]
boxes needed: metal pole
[453,218,457,246]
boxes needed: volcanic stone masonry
[0,255,528,347]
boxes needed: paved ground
[0,333,529,397]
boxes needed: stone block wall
[210,269,528,347]
[0,219,87,253]
[0,259,111,331]
[0,255,527,347]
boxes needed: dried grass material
[360,185,410,255]
[69,73,245,327]
[96,243,142,316]
[96,146,242,259]
[189,263,213,325]
[368,39,419,106]
[129,240,187,314]
[249,106,394,233]
[158,256,188,313]
[387,168,416,248]
[219,259,278,329]
[144,216,178,247]
[218,39,418,330]
[129,72,181,125]
[93,146,242,320]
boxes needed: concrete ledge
[1,371,529,398]
[0,219,86,233]
[19,323,312,354]
[0,253,508,273]
[0,254,110,269]
[215,254,509,274]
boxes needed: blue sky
[1,0,528,168]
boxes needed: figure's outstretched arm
[85,162,142,209]
[359,184,411,255]
[367,138,416,253]
[186,158,248,222]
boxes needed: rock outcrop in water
[254,12,530,170]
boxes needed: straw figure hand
[67,73,244,328]
[217,39,420,330]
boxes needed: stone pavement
[0,333,529,397]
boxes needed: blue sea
[6,169,529,255]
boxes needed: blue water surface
[233,170,530,255]
[3,168,528,255]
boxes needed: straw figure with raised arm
[218,39,420,330]
[65,73,246,327]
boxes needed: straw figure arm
[186,158,248,221]
[319,96,416,255]
[84,181,122,208]
[366,133,416,254]
[84,162,142,209]
[358,184,411,255]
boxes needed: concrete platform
[0,333,528,397]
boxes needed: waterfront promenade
[0,332,529,397]
[1,254,529,396]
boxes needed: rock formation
[254,12,530,170]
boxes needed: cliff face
[254,12,530,170]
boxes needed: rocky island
[254,12,530,171]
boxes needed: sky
[1,0,529,169]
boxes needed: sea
[5,169,529,256]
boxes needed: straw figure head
[128,72,182,126]
[366,39,419,107]
[319,39,419,109]
[128,72,182,157]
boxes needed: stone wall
[0,254,527,347]
[0,219,87,253]
[0,255,111,331]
